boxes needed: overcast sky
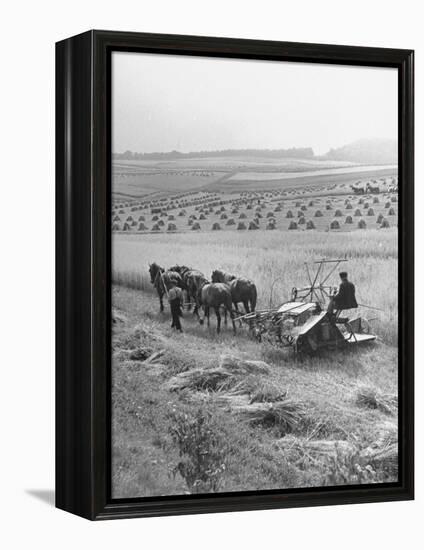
[112,51,398,156]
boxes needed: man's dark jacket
[334,280,358,309]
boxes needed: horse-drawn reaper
[237,258,376,353]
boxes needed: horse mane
[150,261,164,271]
[168,264,191,275]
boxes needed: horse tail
[250,284,257,312]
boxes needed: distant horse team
[148,262,257,333]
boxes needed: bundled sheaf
[355,385,398,416]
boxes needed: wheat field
[112,228,398,344]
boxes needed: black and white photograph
[1,0,421,542]
[111,51,399,499]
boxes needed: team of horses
[148,262,257,333]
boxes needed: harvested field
[110,50,400,501]
[111,219,398,497]
[112,283,398,497]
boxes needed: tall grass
[112,229,398,344]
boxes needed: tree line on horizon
[112,138,397,165]
[112,147,315,161]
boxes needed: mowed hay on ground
[111,280,398,497]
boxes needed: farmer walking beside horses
[168,281,184,332]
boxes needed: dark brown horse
[148,262,182,312]
[168,265,191,287]
[168,265,208,315]
[211,269,257,314]
[198,282,236,334]
[168,265,192,308]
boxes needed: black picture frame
[56,29,414,520]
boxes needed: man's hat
[339,271,348,279]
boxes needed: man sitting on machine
[327,271,358,319]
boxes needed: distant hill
[322,138,397,165]
[113,139,398,164]
[112,147,315,161]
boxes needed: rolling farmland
[111,156,398,234]
[111,155,399,498]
